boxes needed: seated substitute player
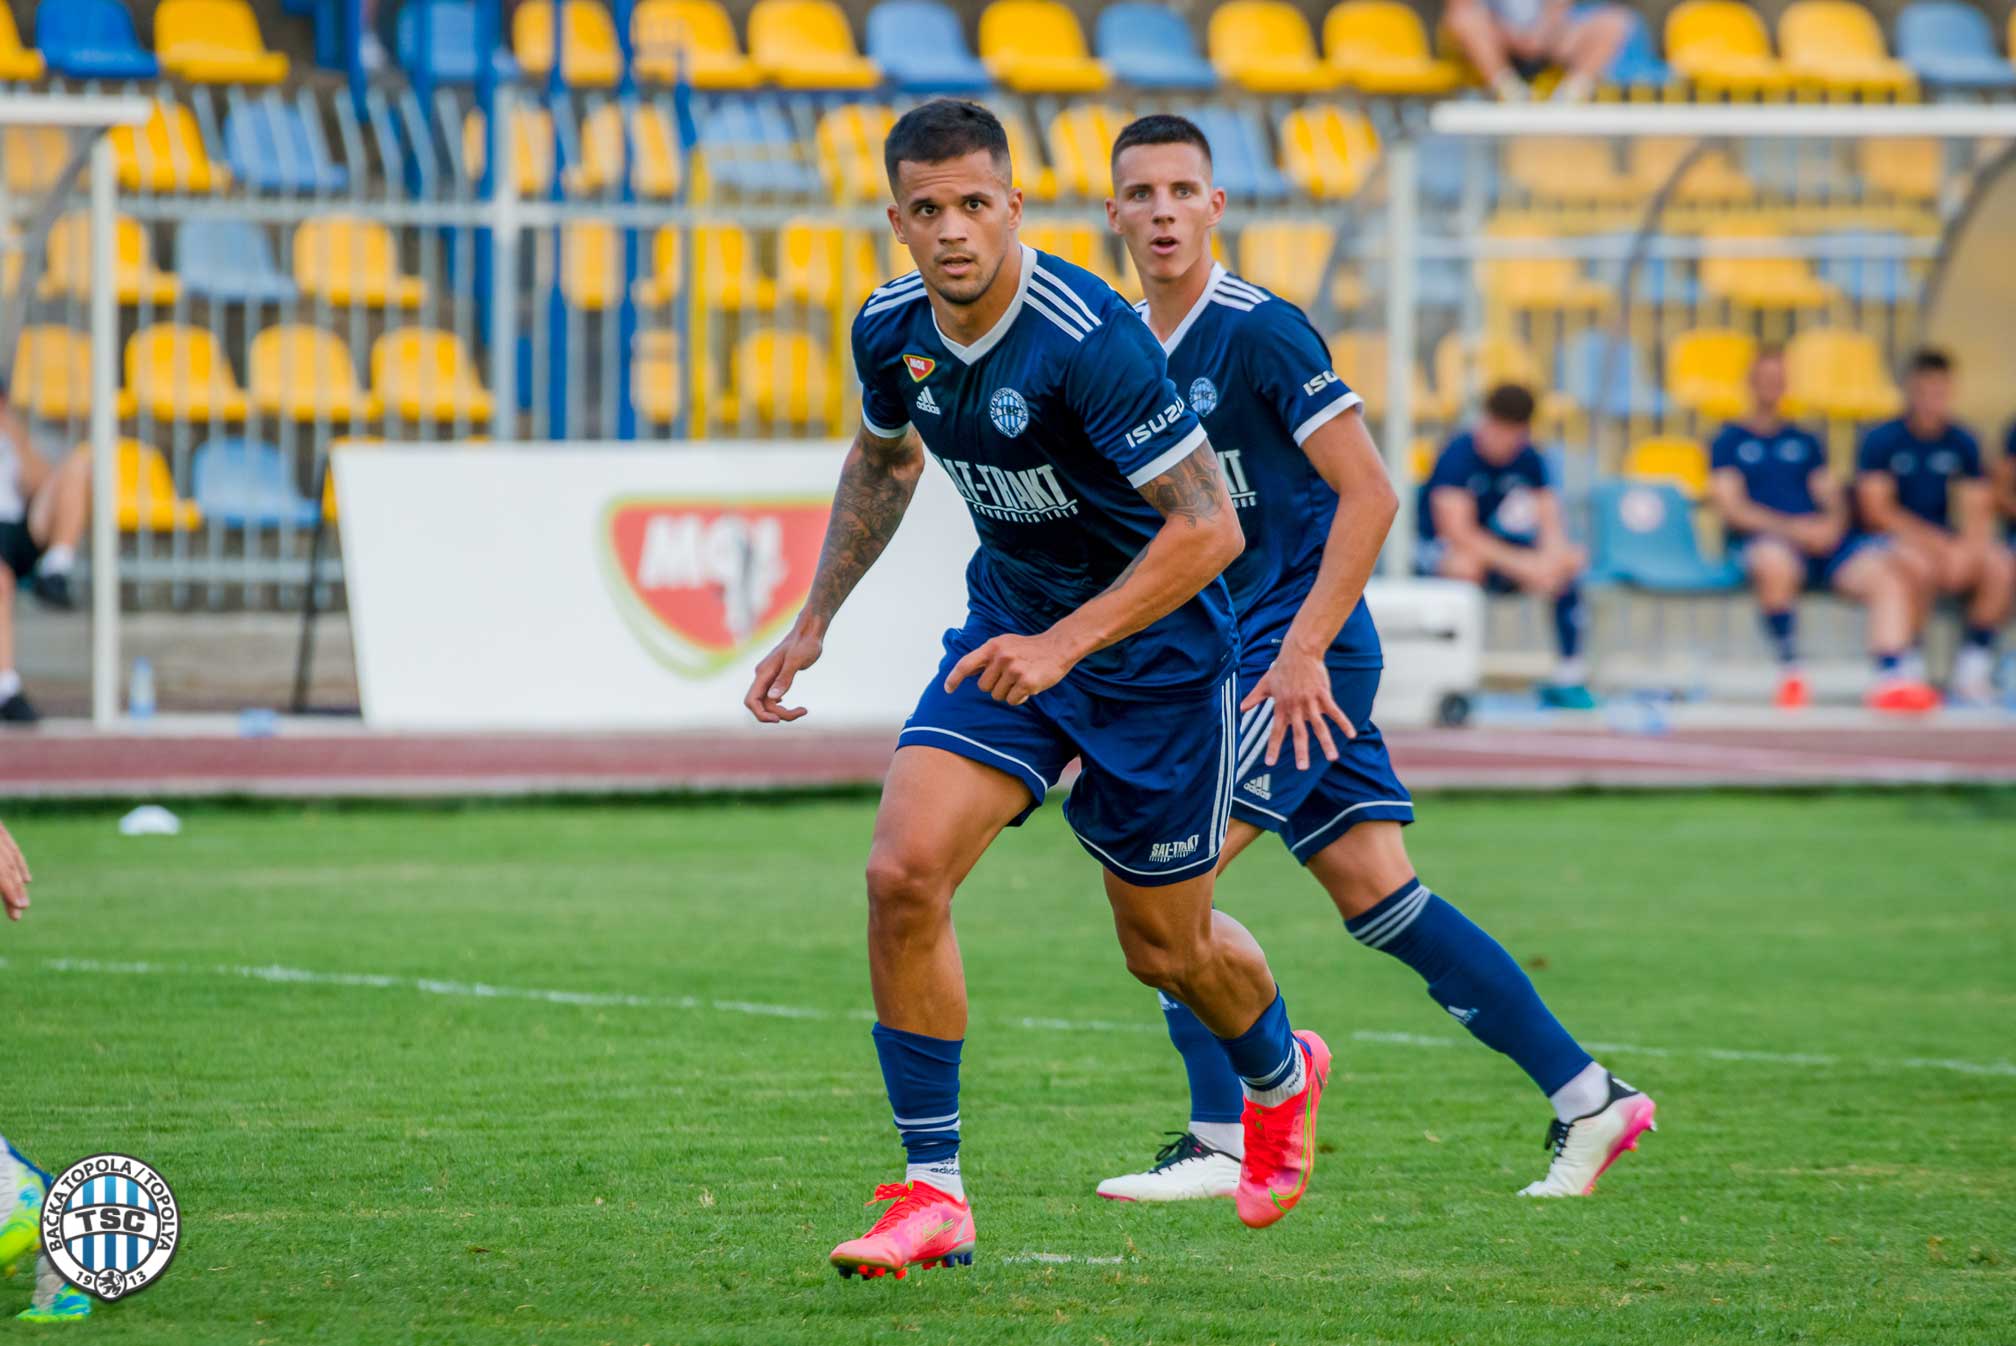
[1419,386,1597,709]
[743,100,1333,1279]
[1709,347,1936,713]
[1097,113,1654,1203]
[1444,0,1632,103]
[1,387,91,724]
[1854,349,2014,705]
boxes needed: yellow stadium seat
[1701,227,1839,309]
[1479,225,1612,311]
[633,330,685,424]
[1046,103,1126,198]
[1328,331,1435,420]
[980,0,1109,92]
[2,128,70,197]
[1783,327,1901,419]
[1625,437,1712,498]
[0,6,45,81]
[633,225,686,307]
[1236,222,1335,309]
[39,213,179,306]
[1279,106,1379,200]
[1323,1,1461,94]
[562,222,622,310]
[1779,0,1916,99]
[514,0,623,87]
[294,217,428,308]
[1021,221,1123,288]
[111,103,231,195]
[631,225,775,309]
[1666,0,1792,97]
[1505,139,1637,205]
[113,440,203,534]
[817,104,896,205]
[727,329,836,426]
[633,0,762,86]
[463,106,556,197]
[1858,138,1940,201]
[1210,0,1340,92]
[125,325,252,423]
[1001,112,1059,202]
[1430,331,1576,424]
[569,102,684,197]
[371,328,496,422]
[778,221,881,310]
[1667,328,1756,419]
[10,327,136,422]
[248,326,380,422]
[747,0,880,89]
[1626,138,1755,203]
[156,0,290,84]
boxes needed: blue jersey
[1710,421,1829,542]
[853,244,1234,693]
[1419,433,1551,545]
[1137,265,1380,670]
[1857,418,1982,531]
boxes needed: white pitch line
[6,956,2013,1079]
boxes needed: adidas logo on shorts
[1243,774,1272,801]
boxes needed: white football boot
[1518,1074,1658,1197]
[1096,1132,1241,1202]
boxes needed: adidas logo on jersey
[916,387,942,415]
[1243,774,1272,801]
[1149,833,1201,865]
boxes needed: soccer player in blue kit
[1097,114,1655,1202]
[743,101,1332,1279]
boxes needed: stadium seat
[248,326,381,422]
[1480,226,1612,312]
[1783,327,1902,419]
[632,0,761,87]
[0,4,44,79]
[513,0,623,87]
[36,0,159,80]
[111,103,231,195]
[696,96,824,196]
[155,0,291,84]
[1000,111,1058,201]
[869,0,994,92]
[1236,222,1335,309]
[1559,330,1665,419]
[1183,107,1290,201]
[2,128,71,197]
[560,222,623,309]
[1210,0,1339,92]
[1021,221,1123,288]
[747,0,880,89]
[778,221,881,310]
[1700,227,1840,310]
[1430,331,1575,425]
[1626,138,1754,203]
[724,329,837,427]
[1666,328,1755,418]
[1095,3,1218,90]
[1046,103,1125,198]
[9,327,135,422]
[1814,228,1920,304]
[371,328,496,422]
[223,98,350,195]
[1588,480,1743,589]
[177,218,297,306]
[1895,2,2016,93]
[1323,1,1462,94]
[570,101,684,197]
[1601,5,1677,90]
[1857,137,1940,201]
[633,329,685,424]
[1665,0,1793,98]
[126,325,253,423]
[1279,106,1380,200]
[632,225,776,309]
[191,440,319,530]
[397,0,520,83]
[816,104,897,205]
[294,218,429,308]
[113,441,203,534]
[1624,437,1713,498]
[1779,1,1916,99]
[39,213,180,306]
[462,105,556,196]
[1505,138,1637,205]
[981,0,1110,92]
[1584,231,1698,307]
[1327,331,1434,420]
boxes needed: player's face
[1749,354,1786,411]
[1906,369,1951,424]
[888,150,1023,307]
[1474,415,1529,462]
[1107,142,1224,283]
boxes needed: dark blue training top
[1710,421,1829,543]
[1419,432,1551,546]
[1856,417,1982,531]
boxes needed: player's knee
[1440,550,1486,584]
[1118,929,1208,997]
[863,849,952,932]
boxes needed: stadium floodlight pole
[1382,139,1418,580]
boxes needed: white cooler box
[1360,579,1485,727]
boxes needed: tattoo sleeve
[801,427,925,625]
[1135,444,1231,527]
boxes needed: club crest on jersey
[903,353,936,382]
[1188,377,1219,417]
[989,386,1029,438]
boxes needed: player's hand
[744,624,824,723]
[944,633,1071,706]
[0,821,30,922]
[1243,648,1356,772]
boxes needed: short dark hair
[883,99,1011,190]
[1111,114,1213,177]
[1482,383,1536,425]
[1906,346,1952,376]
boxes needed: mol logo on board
[599,496,827,675]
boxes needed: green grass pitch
[1,789,2011,1344]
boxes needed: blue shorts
[1736,532,1882,591]
[1229,662,1414,863]
[898,621,1236,887]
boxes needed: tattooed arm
[945,444,1243,705]
[744,425,925,723]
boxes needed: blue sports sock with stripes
[871,1022,964,1197]
[1762,609,1799,665]
[1159,992,1246,1125]
[1346,877,1593,1096]
[1215,989,1306,1106]
[1553,584,1586,663]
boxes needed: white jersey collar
[934,243,1036,366]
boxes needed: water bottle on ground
[128,657,156,720]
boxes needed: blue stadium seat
[177,219,298,305]
[1559,331,1666,419]
[1895,2,2016,93]
[192,440,321,530]
[1588,233,1701,307]
[1186,106,1290,201]
[397,0,520,82]
[224,98,351,195]
[1814,229,1917,305]
[37,0,160,80]
[1095,2,1218,90]
[1588,481,1742,590]
[1418,135,1495,208]
[1598,6,1676,89]
[866,1,992,92]
[697,96,823,196]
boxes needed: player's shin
[871,1023,965,1199]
